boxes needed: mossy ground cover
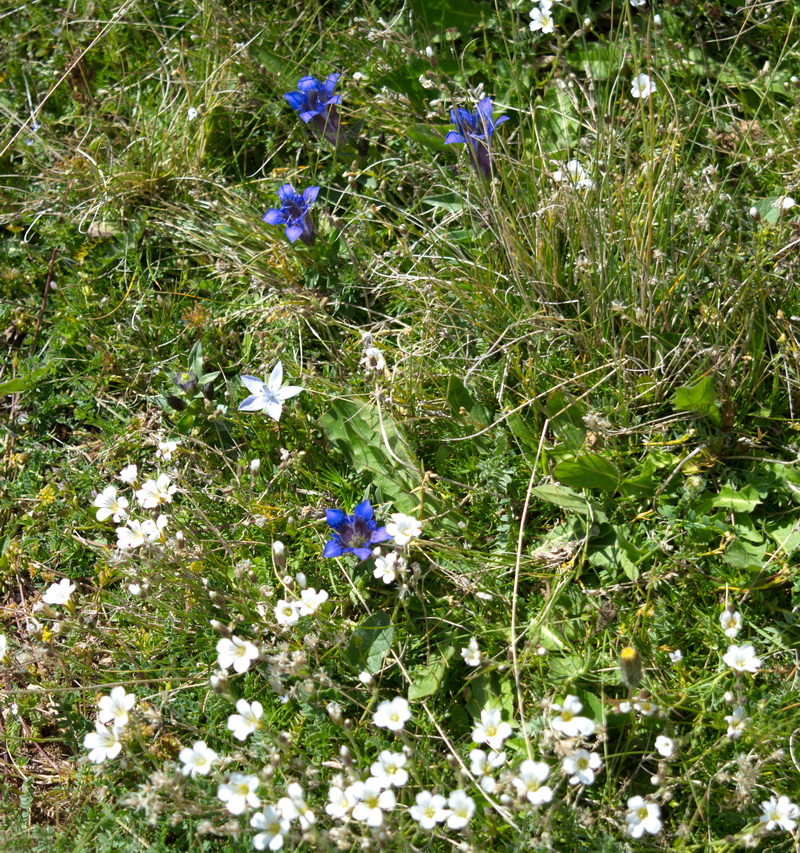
[1,1,800,850]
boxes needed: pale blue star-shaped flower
[238,362,302,421]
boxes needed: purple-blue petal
[494,114,509,127]
[285,224,303,243]
[352,547,373,561]
[326,508,347,528]
[444,131,466,145]
[263,208,285,225]
[323,539,345,558]
[302,186,320,205]
[353,499,374,521]
[298,109,316,123]
[370,526,392,544]
[284,91,305,110]
[324,72,341,93]
[278,184,295,204]
[475,97,494,121]
[297,75,320,93]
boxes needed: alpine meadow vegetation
[3,0,800,851]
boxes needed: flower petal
[278,184,296,204]
[284,91,305,110]
[444,131,466,145]
[323,539,345,558]
[238,394,265,412]
[326,509,347,527]
[370,526,392,544]
[353,499,375,521]
[276,384,303,401]
[302,186,320,205]
[297,75,320,93]
[263,400,283,421]
[352,547,372,561]
[241,375,266,395]
[285,224,303,242]
[263,208,286,225]
[268,361,284,391]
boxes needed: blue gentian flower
[323,499,391,560]
[444,96,509,178]
[285,73,343,147]
[262,184,319,245]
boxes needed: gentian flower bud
[174,371,197,394]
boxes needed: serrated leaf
[712,485,762,513]
[345,612,394,674]
[553,454,621,492]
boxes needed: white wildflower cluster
[553,159,594,190]
[718,606,761,743]
[83,686,137,764]
[90,463,180,553]
[274,587,330,628]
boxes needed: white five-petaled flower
[369,750,409,788]
[550,695,596,737]
[529,6,555,33]
[118,464,138,485]
[0,634,8,665]
[216,636,259,673]
[116,515,168,549]
[373,696,411,731]
[179,740,218,777]
[446,790,475,829]
[83,721,123,763]
[469,748,506,793]
[626,796,662,838]
[293,587,328,617]
[720,609,742,638]
[654,735,676,759]
[461,637,483,667]
[562,749,603,786]
[373,551,399,584]
[135,474,177,509]
[277,782,316,828]
[760,795,799,832]
[218,773,261,815]
[93,485,129,522]
[631,73,657,99]
[156,440,178,462]
[350,778,396,827]
[42,578,76,606]
[513,759,553,805]
[275,599,300,627]
[227,699,264,741]
[326,784,359,819]
[723,643,761,675]
[97,686,137,728]
[553,159,593,190]
[238,362,303,422]
[725,705,746,740]
[472,708,512,750]
[669,649,683,664]
[385,512,422,546]
[251,805,291,851]
[409,790,450,829]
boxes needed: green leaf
[320,398,422,513]
[712,485,762,513]
[408,640,455,700]
[674,377,721,425]
[447,375,489,426]
[408,124,450,151]
[553,454,621,492]
[530,484,607,523]
[422,192,464,213]
[0,366,50,396]
[345,612,394,674]
[409,0,487,36]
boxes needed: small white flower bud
[250,458,261,474]
[295,572,307,589]
[273,541,286,569]
[326,702,343,724]
[357,670,374,686]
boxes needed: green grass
[2,0,800,851]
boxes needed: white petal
[276,385,303,401]
[264,400,283,422]
[267,362,284,391]
[241,375,266,395]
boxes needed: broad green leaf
[721,538,767,571]
[766,519,800,555]
[320,398,422,513]
[447,375,489,426]
[530,484,607,523]
[408,640,454,700]
[408,124,450,151]
[345,612,394,674]
[674,377,721,425]
[0,366,50,396]
[423,192,464,213]
[711,485,762,513]
[553,454,621,492]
